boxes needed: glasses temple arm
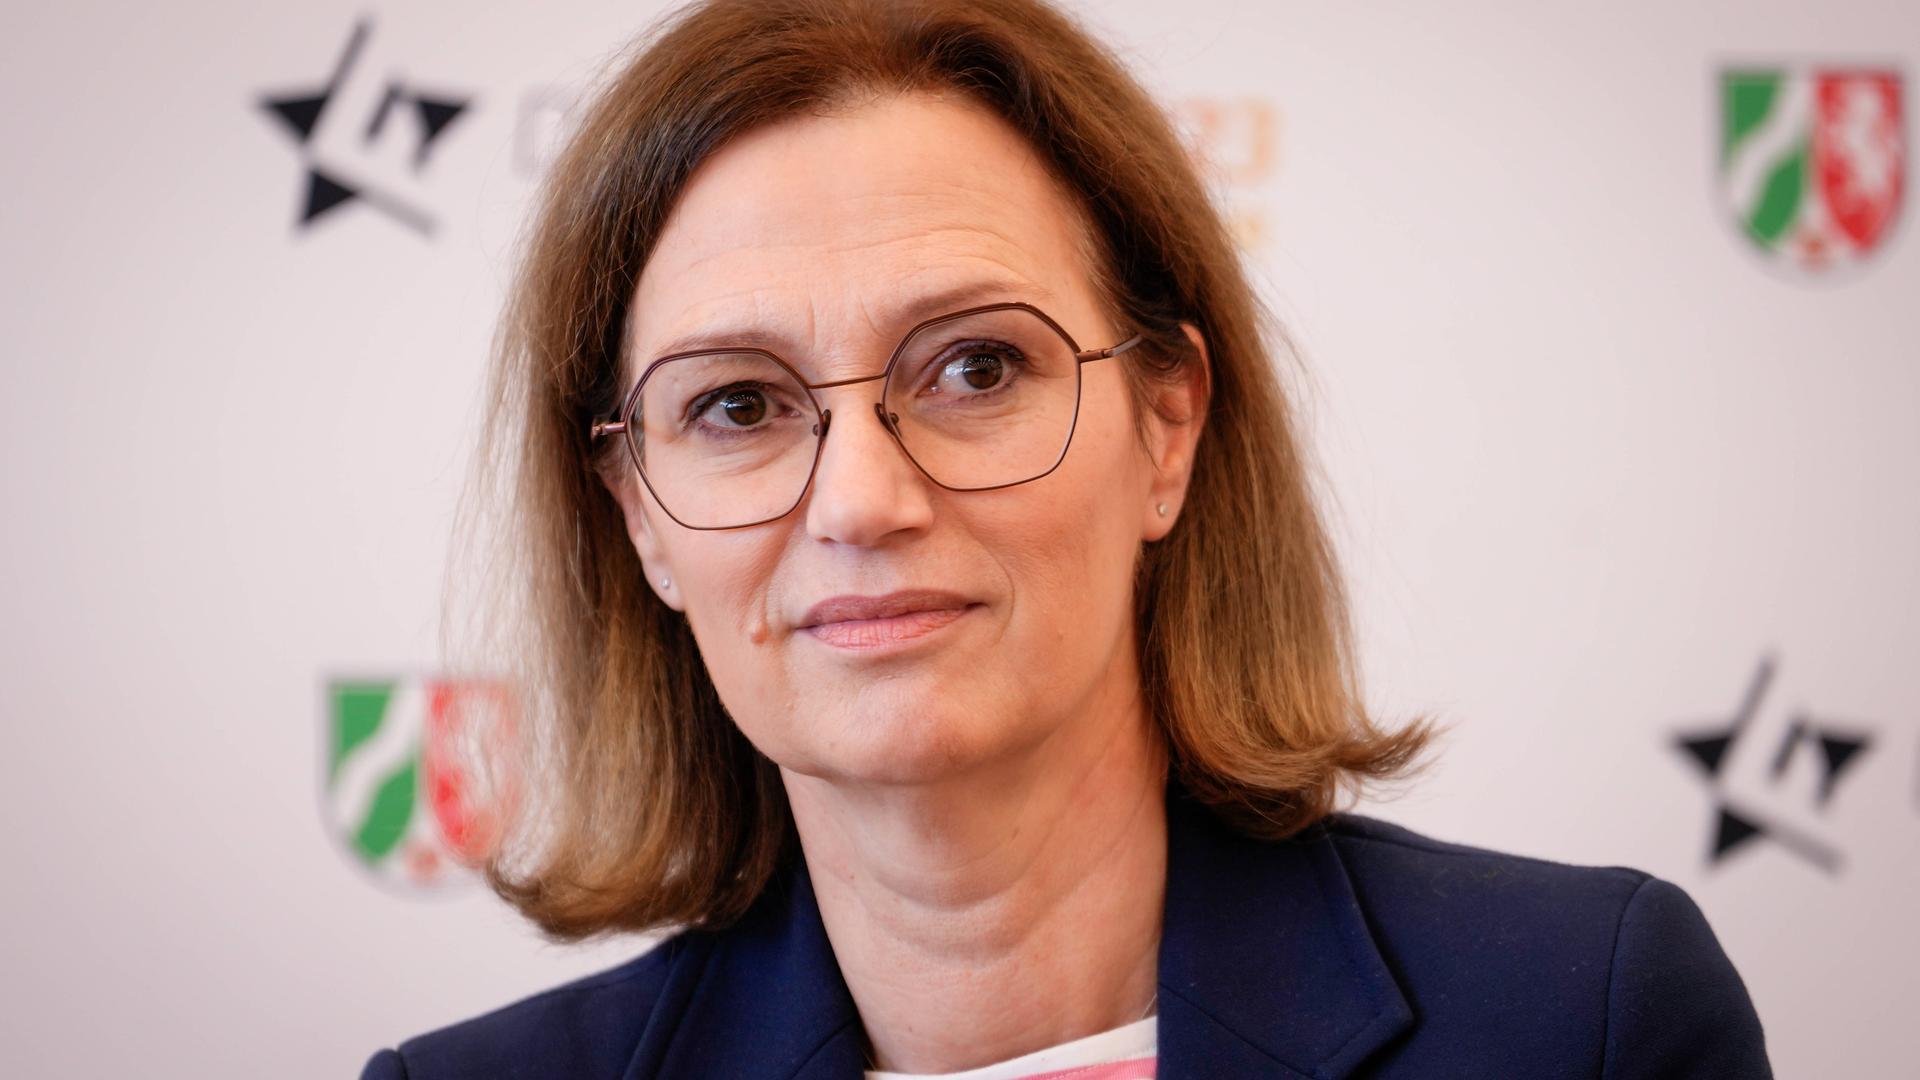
[1076,332,1144,364]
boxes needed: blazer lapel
[628,778,1413,1080]
[628,857,867,1080]
[1157,780,1414,1079]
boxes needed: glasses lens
[632,351,819,528]
[883,307,1082,489]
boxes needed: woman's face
[610,91,1202,787]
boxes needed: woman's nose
[802,397,935,545]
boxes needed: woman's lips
[797,590,980,650]
[801,605,974,649]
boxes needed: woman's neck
[782,690,1169,1074]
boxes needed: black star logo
[256,18,471,235]
[1672,655,1869,874]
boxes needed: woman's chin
[776,710,1041,790]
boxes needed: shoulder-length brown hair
[450,0,1437,941]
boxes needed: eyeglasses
[591,301,1143,530]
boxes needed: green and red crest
[324,677,517,889]
[1719,65,1904,274]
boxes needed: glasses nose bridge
[805,366,888,395]
[805,366,914,467]
[808,366,895,430]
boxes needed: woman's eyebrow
[648,323,789,358]
[645,277,1059,359]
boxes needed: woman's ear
[603,465,685,612]
[1141,322,1211,543]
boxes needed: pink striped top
[864,1015,1156,1080]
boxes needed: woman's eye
[950,352,1003,390]
[934,346,1017,394]
[698,387,770,427]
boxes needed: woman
[362,0,1771,1076]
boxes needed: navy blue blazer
[360,780,1771,1078]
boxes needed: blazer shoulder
[359,934,686,1080]
[1323,811,1652,889]
[1319,812,1771,1077]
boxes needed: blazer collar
[1155,781,1413,1078]
[622,860,866,1080]
[632,777,1412,1080]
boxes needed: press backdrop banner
[1,2,1913,1077]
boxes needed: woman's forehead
[627,94,1097,367]
[637,275,1067,363]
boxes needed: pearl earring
[1156,502,1169,517]
[660,577,671,589]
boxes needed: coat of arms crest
[324,677,517,889]
[1719,66,1904,275]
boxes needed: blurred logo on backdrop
[255,18,473,236]
[324,676,517,890]
[1670,655,1879,875]
[1173,98,1284,250]
[1717,65,1904,276]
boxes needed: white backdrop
[2,2,1913,1076]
